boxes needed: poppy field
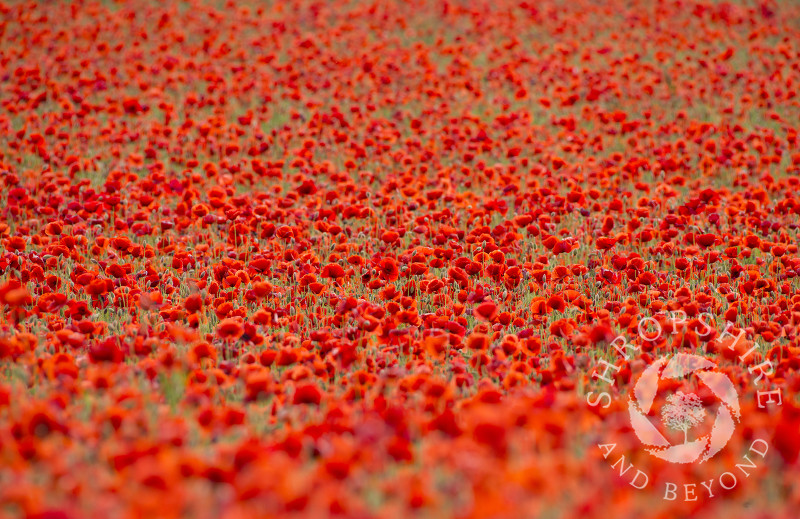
[2,0,800,517]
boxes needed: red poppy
[379,258,399,281]
[473,301,498,322]
[546,295,566,313]
[320,264,345,279]
[217,318,243,341]
[293,383,322,405]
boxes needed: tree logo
[628,353,741,464]
[661,391,706,444]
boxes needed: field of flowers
[2,0,800,517]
